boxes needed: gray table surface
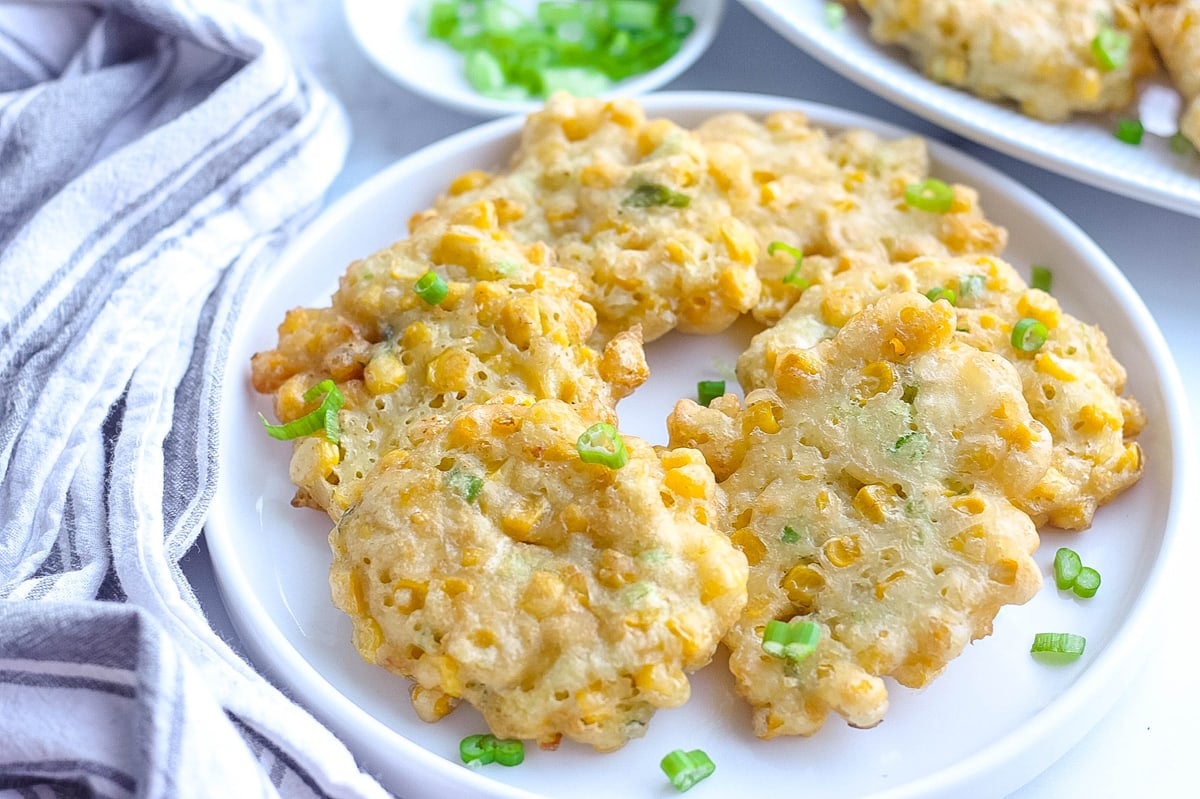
[187,2,1198,795]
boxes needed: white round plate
[343,0,726,117]
[738,0,1200,218]
[207,92,1188,799]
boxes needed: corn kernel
[393,579,428,613]
[427,348,472,393]
[1034,352,1078,381]
[1016,290,1061,330]
[824,534,862,567]
[859,361,895,397]
[364,351,406,395]
[730,527,767,566]
[449,169,490,195]
[633,663,687,701]
[501,498,545,543]
[410,685,457,722]
[952,495,986,515]
[432,229,484,270]
[774,351,821,395]
[853,485,890,524]
[720,219,759,265]
[521,571,566,619]
[743,399,782,435]
[782,562,826,611]
[598,549,637,589]
[664,465,709,499]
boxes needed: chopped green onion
[1011,317,1049,352]
[577,422,629,469]
[697,379,725,407]
[259,379,345,443]
[624,182,691,208]
[823,1,846,29]
[767,240,807,287]
[901,384,918,404]
[660,748,715,792]
[1072,566,1101,598]
[446,467,484,502]
[1170,131,1195,155]
[925,286,957,305]
[459,733,524,767]
[781,525,801,544]
[1030,265,1053,293]
[1053,547,1083,590]
[1030,632,1086,662]
[429,0,696,101]
[414,271,449,305]
[904,178,955,213]
[460,734,496,766]
[761,618,821,662]
[958,273,987,299]
[889,430,929,457]
[1091,26,1130,72]
[1114,118,1144,145]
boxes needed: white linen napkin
[0,2,393,796]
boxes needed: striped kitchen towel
[0,1,391,797]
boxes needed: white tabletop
[188,2,1198,796]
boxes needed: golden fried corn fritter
[413,93,762,343]
[856,0,1156,121]
[737,255,1145,529]
[669,292,1049,738]
[251,239,648,519]
[1142,0,1200,148]
[330,396,748,751]
[692,110,1006,325]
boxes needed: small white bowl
[343,0,726,117]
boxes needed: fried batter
[856,0,1156,121]
[251,239,648,518]
[330,396,748,751]
[693,109,1007,325]
[737,255,1145,529]
[1142,0,1200,148]
[669,292,1048,737]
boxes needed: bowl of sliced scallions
[343,0,725,116]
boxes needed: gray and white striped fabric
[0,2,392,796]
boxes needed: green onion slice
[925,286,957,305]
[1031,632,1086,662]
[446,467,484,503]
[624,182,691,208]
[958,273,987,299]
[1091,26,1130,71]
[259,379,345,443]
[904,178,955,213]
[1170,131,1195,155]
[761,618,821,662]
[1073,566,1101,598]
[1011,317,1049,352]
[1030,265,1053,293]
[767,240,807,287]
[577,422,629,469]
[823,1,846,29]
[781,525,801,544]
[697,379,725,407]
[459,733,524,767]
[414,270,449,305]
[1053,547,1083,591]
[660,748,715,792]
[1114,118,1144,145]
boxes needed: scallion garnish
[1030,632,1086,662]
[823,1,846,29]
[697,379,725,407]
[767,240,807,287]
[459,733,524,767]
[1072,566,1101,598]
[446,467,484,503]
[925,286,957,305]
[1170,131,1195,155]
[259,379,345,443]
[1053,547,1082,590]
[624,182,691,208]
[958,273,987,299]
[577,422,629,469]
[1091,26,1130,72]
[904,178,954,213]
[781,525,801,544]
[1011,317,1049,352]
[414,270,449,305]
[761,618,820,662]
[1030,265,1053,293]
[1114,118,1144,145]
[427,0,695,100]
[660,748,715,792]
